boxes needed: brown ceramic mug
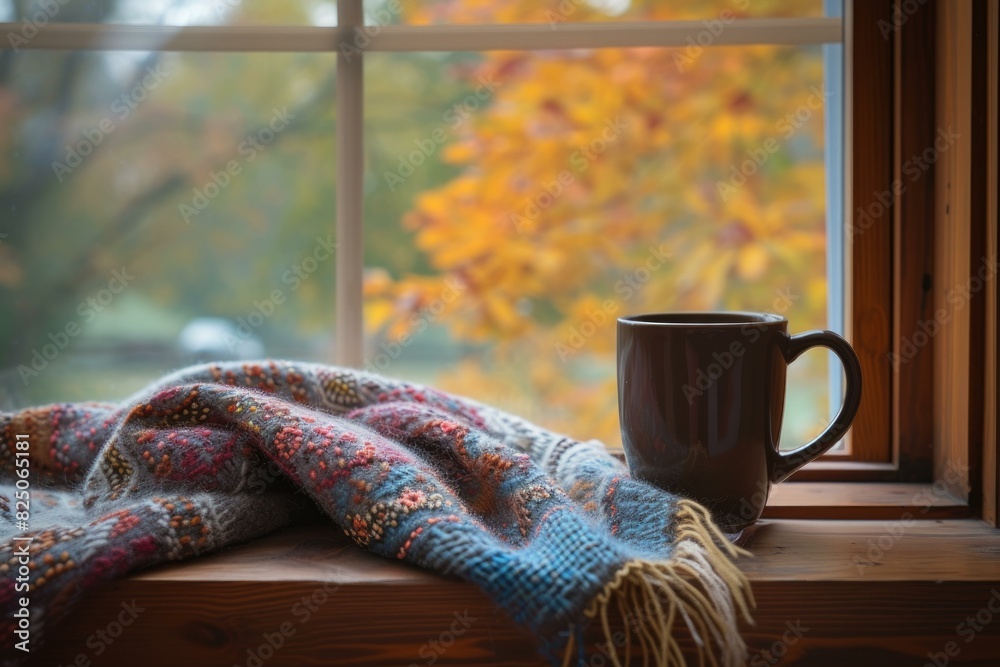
[617,312,862,531]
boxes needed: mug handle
[768,330,863,483]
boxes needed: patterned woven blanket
[1,360,753,666]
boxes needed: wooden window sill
[765,482,970,519]
[32,509,1000,666]
[592,468,970,518]
[608,450,908,482]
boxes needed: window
[0,49,337,404]
[1,0,922,479]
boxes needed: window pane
[0,51,336,408]
[0,0,337,26]
[363,45,838,450]
[362,0,824,25]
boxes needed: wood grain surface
[764,482,968,519]
[26,519,1000,666]
[849,0,894,463]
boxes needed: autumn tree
[364,0,830,446]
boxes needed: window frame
[791,0,939,481]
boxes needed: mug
[617,312,862,532]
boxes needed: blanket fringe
[568,499,756,667]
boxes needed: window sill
[601,457,968,518]
[31,506,1000,666]
[608,449,907,482]
[764,481,969,519]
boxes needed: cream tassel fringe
[564,499,756,667]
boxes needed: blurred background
[0,0,840,450]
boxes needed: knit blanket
[1,360,753,666]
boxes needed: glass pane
[0,0,337,26]
[363,45,838,451]
[0,50,336,408]
[362,0,824,25]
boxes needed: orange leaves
[482,291,521,333]
[364,0,831,447]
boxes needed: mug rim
[618,311,787,327]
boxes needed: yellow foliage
[366,0,832,447]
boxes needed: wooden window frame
[805,0,995,525]
[793,0,996,514]
[788,0,919,480]
[930,0,998,522]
